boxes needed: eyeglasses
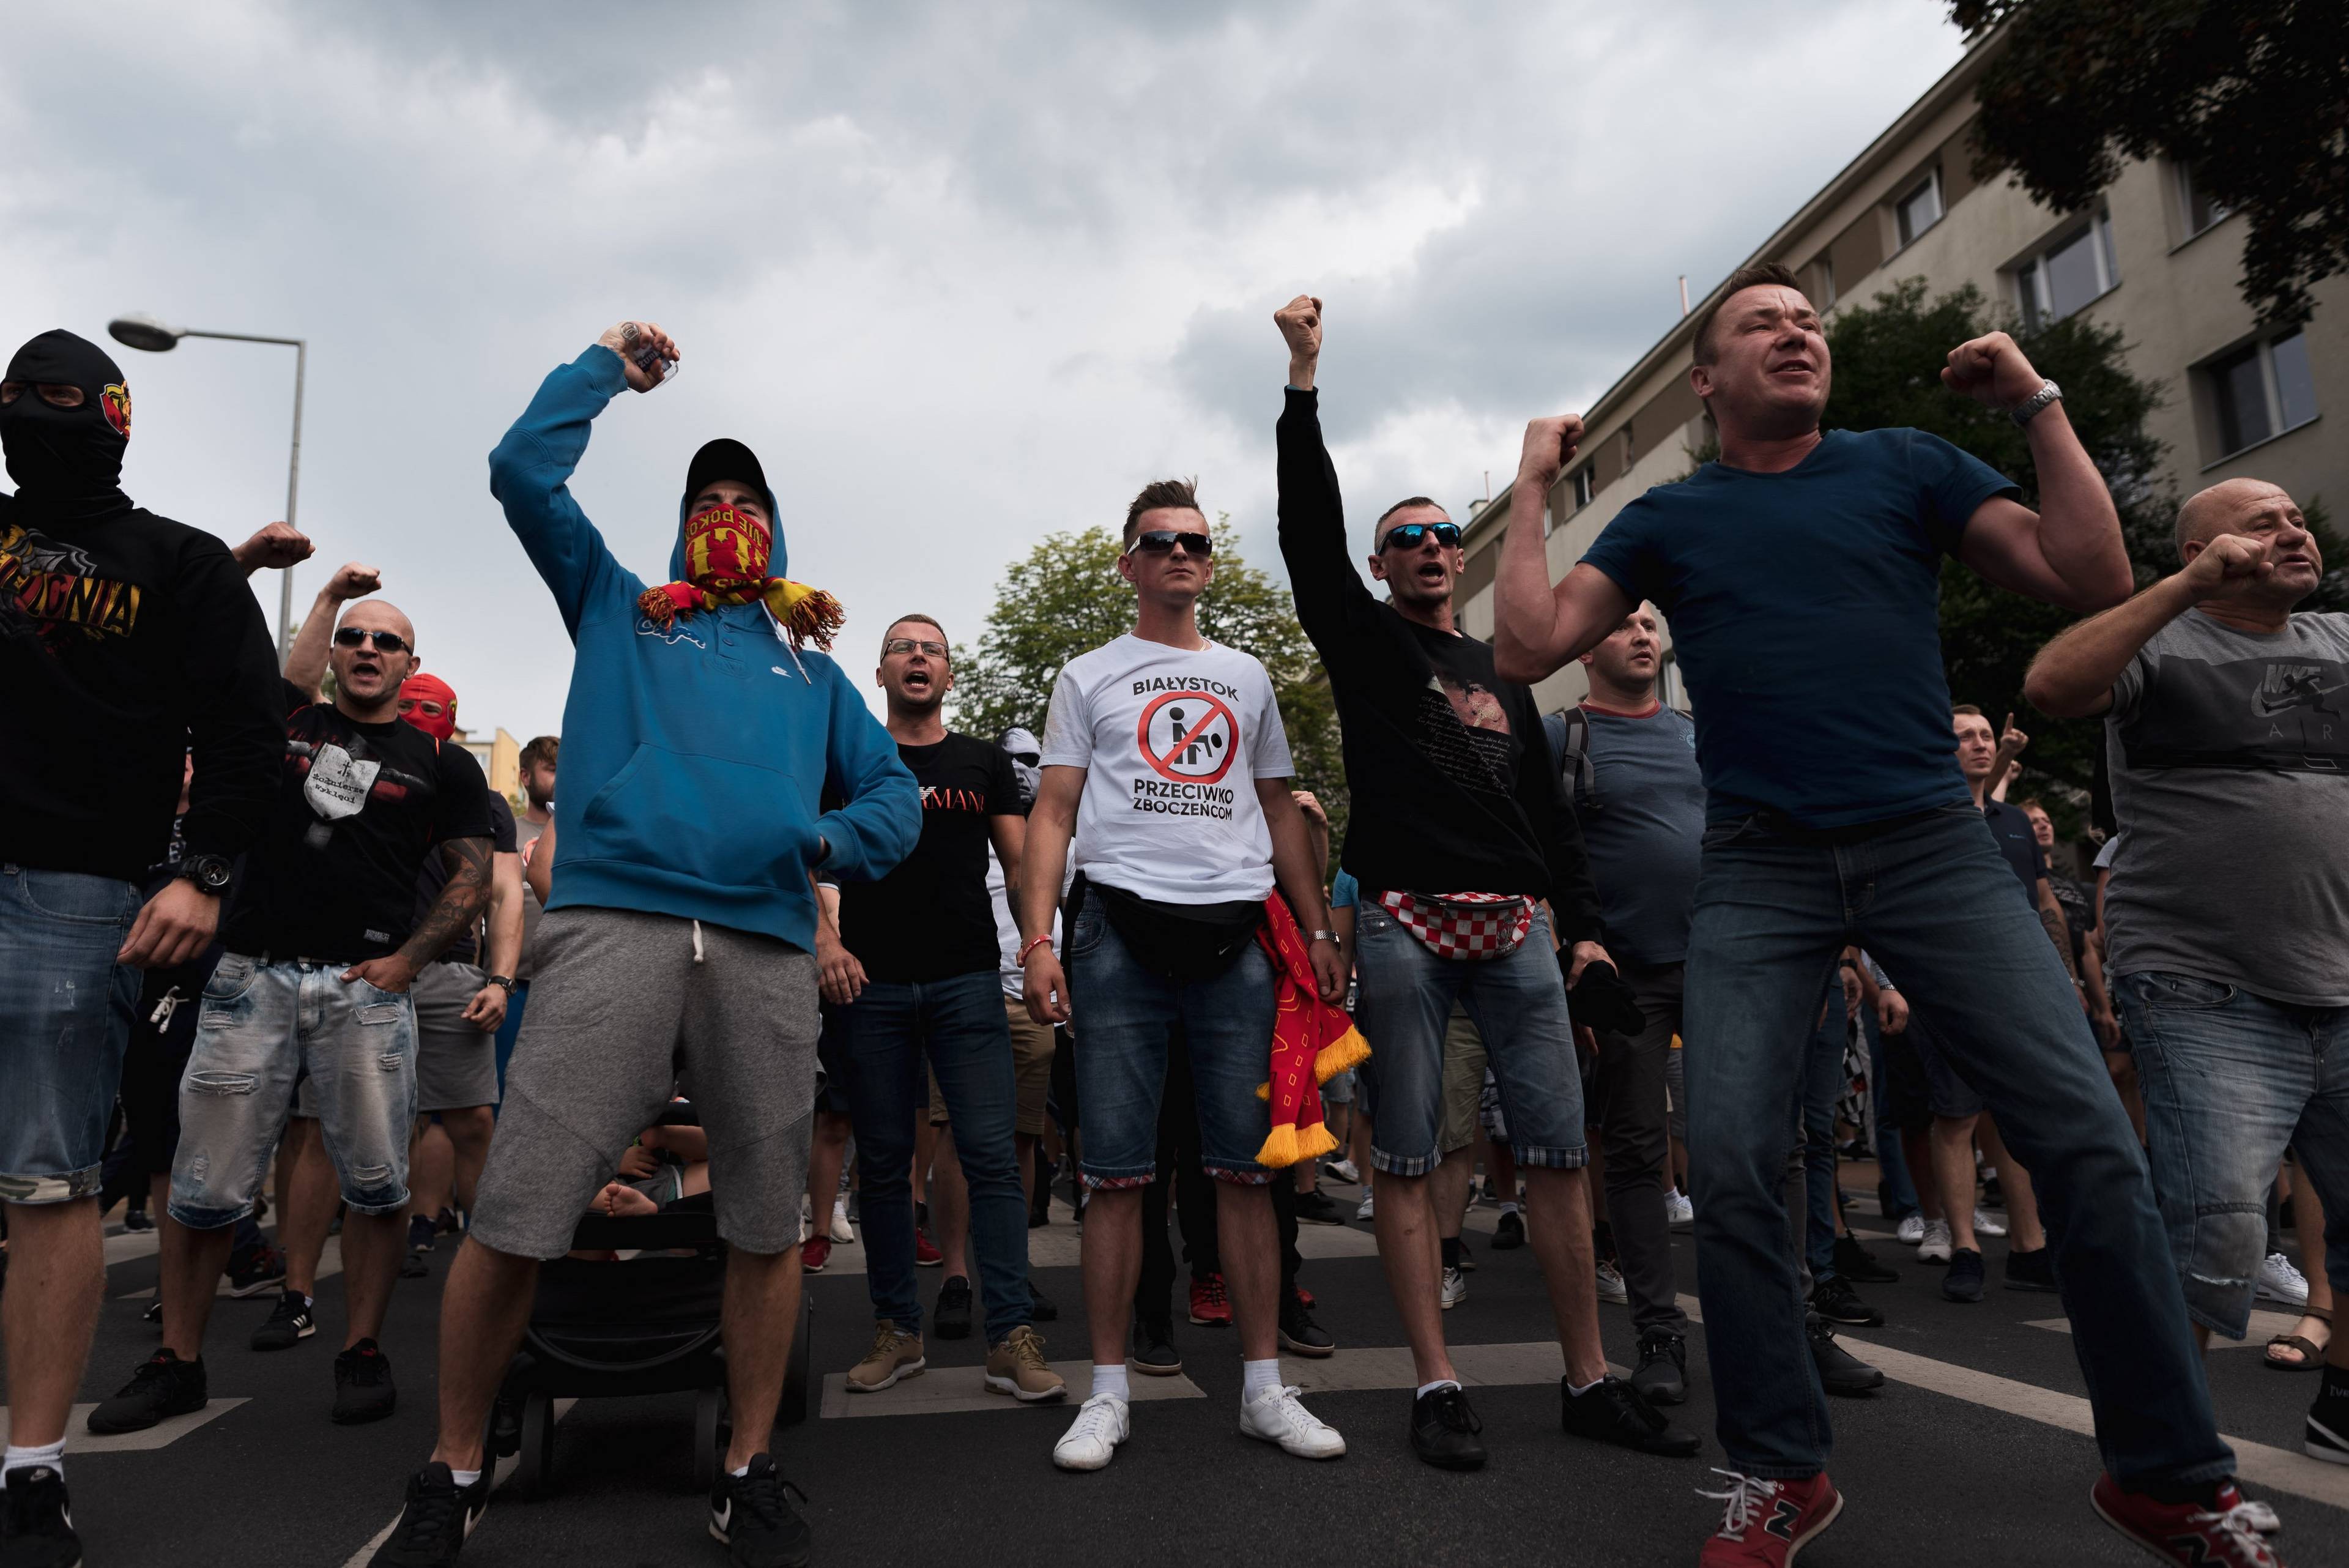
[1380,522,1462,552]
[1128,530,1213,557]
[333,626,411,655]
[882,638,949,659]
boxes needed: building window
[1572,468,1595,509]
[1894,168,1943,249]
[2207,329,2319,459]
[1809,255,1836,311]
[2177,162,2229,240]
[2016,212,2120,329]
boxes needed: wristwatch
[2009,379,2062,426]
[177,853,233,896]
[486,975,518,994]
[1309,929,1339,944]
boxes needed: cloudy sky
[2,1,1969,737]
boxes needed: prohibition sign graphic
[1137,690,1239,784]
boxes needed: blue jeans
[0,865,142,1203]
[491,978,529,1102]
[2116,970,2349,1340]
[1801,989,1846,1284]
[839,970,1031,1344]
[1065,897,1276,1187]
[1353,902,1587,1176]
[169,954,419,1228]
[1685,803,2230,1487]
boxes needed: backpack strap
[1542,708,1600,816]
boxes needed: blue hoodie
[489,345,919,951]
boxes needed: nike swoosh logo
[713,1499,731,1531]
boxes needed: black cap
[685,438,770,510]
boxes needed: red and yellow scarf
[636,503,844,650]
[1252,896,1371,1169]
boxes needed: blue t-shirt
[1576,705,1705,965]
[1330,869,1359,908]
[1580,428,2016,828]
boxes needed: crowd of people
[0,270,2340,1568]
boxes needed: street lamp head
[108,314,185,354]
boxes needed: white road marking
[820,1362,1201,1419]
[0,1399,248,1452]
[2025,1307,2308,1349]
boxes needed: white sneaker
[1917,1217,1953,1263]
[1324,1158,1360,1186]
[2257,1252,2310,1308]
[1664,1188,1694,1228]
[1972,1206,2007,1239]
[1356,1191,1375,1222]
[1595,1260,1629,1305]
[829,1195,856,1244]
[1440,1265,1468,1309]
[1052,1393,1130,1471]
[1239,1384,1346,1459]
[1895,1213,1926,1246]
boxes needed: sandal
[2263,1306,2332,1370]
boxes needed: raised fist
[325,562,382,603]
[232,521,314,573]
[1941,330,2044,411]
[1517,414,1586,491]
[1275,295,1323,361]
[2183,531,2274,598]
[597,320,681,393]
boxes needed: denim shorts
[1065,894,1276,1187]
[2117,969,2349,1340]
[1353,902,1587,1176]
[0,865,143,1203]
[169,954,419,1229]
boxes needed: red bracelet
[1017,935,1054,964]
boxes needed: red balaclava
[398,673,458,740]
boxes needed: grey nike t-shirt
[2104,606,2349,1005]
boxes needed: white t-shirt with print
[1039,633,1294,905]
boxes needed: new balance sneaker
[2258,1252,2310,1309]
[1632,1328,1689,1405]
[1355,1190,1375,1222]
[1189,1273,1232,1326]
[1595,1260,1629,1305]
[829,1196,855,1246]
[1278,1289,1335,1357]
[1294,1189,1345,1225]
[1808,1315,1884,1396]
[1439,1265,1468,1309]
[2307,1372,2349,1465]
[1240,1384,1346,1458]
[87,1349,207,1433]
[1894,1212,1926,1246]
[983,1326,1067,1402]
[1831,1233,1898,1285]
[2005,1245,2058,1293]
[1131,1315,1182,1375]
[1491,1208,1527,1250]
[333,1340,398,1424]
[224,1239,288,1298]
[1942,1247,1987,1303]
[709,1453,811,1568]
[368,1462,489,1567]
[251,1289,316,1351]
[1,1463,80,1568]
[1915,1217,1952,1263]
[1665,1188,1694,1230]
[1410,1383,1486,1471]
[1809,1277,1883,1328]
[1698,1470,1842,1565]
[933,1275,974,1340]
[1971,1206,2008,1239]
[1562,1375,1700,1456]
[800,1235,831,1273]
[401,1214,437,1279]
[1052,1393,1130,1471]
[845,1324,925,1392]
[2089,1474,2280,1567]
[914,1227,943,1266]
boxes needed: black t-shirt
[415,793,518,967]
[1980,798,2046,904]
[836,734,1021,983]
[224,681,497,962]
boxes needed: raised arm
[1271,295,1381,644]
[229,521,313,577]
[2023,532,2271,717]
[284,562,380,700]
[1493,415,1631,683]
[1017,765,1084,1025]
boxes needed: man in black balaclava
[0,329,283,1566]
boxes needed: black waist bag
[1093,882,1262,984]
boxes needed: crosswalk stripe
[819,1362,1202,1419]
[0,1399,248,1453]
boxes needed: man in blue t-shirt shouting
[1491,264,2274,1567]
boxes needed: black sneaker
[2003,1245,2057,1293]
[1410,1383,1487,1471]
[1278,1290,1335,1358]
[89,1350,207,1433]
[251,1289,316,1351]
[1811,1276,1885,1328]
[368,1462,489,1567]
[143,1298,164,1328]
[1294,1189,1345,1225]
[1832,1233,1898,1285]
[1560,1375,1700,1457]
[1028,1277,1059,1323]
[1,1463,80,1568]
[709,1453,811,1568]
[1808,1314,1885,1396]
[1490,1209,1527,1250]
[402,1214,437,1279]
[2309,1372,2349,1465]
[933,1276,974,1340]
[122,1206,155,1233]
[333,1340,398,1425]
[1631,1328,1688,1405]
[225,1241,288,1298]
[1130,1314,1182,1376]
[1943,1247,1987,1303]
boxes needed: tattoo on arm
[2038,897,2080,981]
[399,837,494,968]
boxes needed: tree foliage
[950,519,1348,852]
[1953,0,2349,325]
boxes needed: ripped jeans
[168,953,418,1230]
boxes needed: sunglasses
[883,638,949,658]
[1380,521,1463,552]
[333,626,411,655]
[1128,530,1213,557]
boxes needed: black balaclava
[1,329,134,516]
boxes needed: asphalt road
[11,1172,2345,1568]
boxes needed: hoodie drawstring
[692,919,706,965]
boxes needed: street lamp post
[108,313,307,659]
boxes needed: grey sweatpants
[470,906,818,1259]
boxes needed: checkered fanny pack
[1376,890,1534,960]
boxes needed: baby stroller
[490,1109,814,1495]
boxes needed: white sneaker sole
[845,1359,925,1393]
[984,1372,1068,1403]
[1241,1421,1346,1460]
[1053,1437,1123,1471]
[2309,1414,2349,1465]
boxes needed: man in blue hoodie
[373,321,919,1568]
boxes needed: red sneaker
[2090,1474,2282,1566]
[1697,1470,1842,1565]
[801,1236,832,1273]
[915,1227,943,1267]
[1189,1273,1233,1327]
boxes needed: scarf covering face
[636,502,843,650]
[1252,895,1371,1168]
[398,672,458,740]
[1,329,132,511]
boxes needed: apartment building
[1453,39,2342,719]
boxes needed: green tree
[1952,0,2349,325]
[951,518,1349,855]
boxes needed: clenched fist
[1516,414,1586,493]
[2183,531,2275,598]
[1275,294,1324,389]
[324,562,382,603]
[1941,331,2046,411]
[232,522,314,574]
[597,320,681,393]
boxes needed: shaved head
[2174,478,2293,563]
[338,596,417,652]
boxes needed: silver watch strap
[2009,379,2062,426]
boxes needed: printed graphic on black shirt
[836,734,1023,984]
[2121,651,2349,772]
[0,519,142,645]
[1416,663,1517,797]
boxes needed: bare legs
[720,1246,804,1470]
[0,1198,105,1448]
[1372,1169,1455,1386]
[280,1118,340,1300]
[427,1239,541,1473]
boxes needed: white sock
[1242,1358,1283,1403]
[448,1468,481,1488]
[3,1440,65,1481]
[1415,1378,1462,1399]
[1566,1376,1603,1397]
[1500,1201,1521,1216]
[1090,1362,1130,1403]
[729,1461,751,1477]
